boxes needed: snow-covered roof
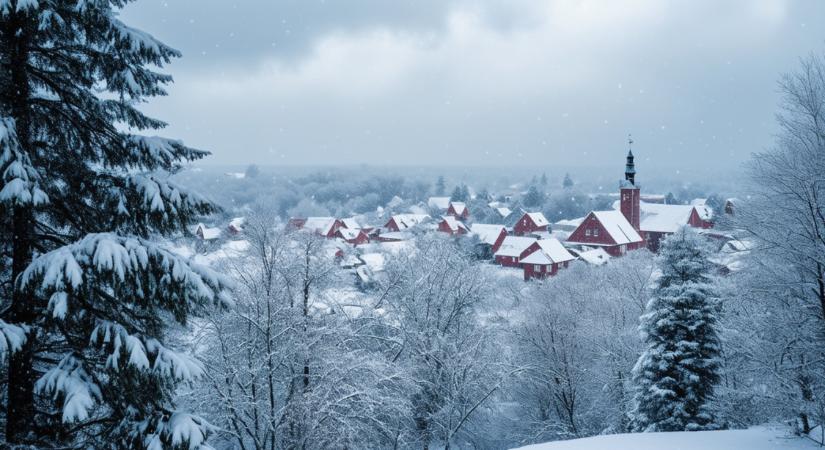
[587,210,643,244]
[572,247,611,266]
[637,203,698,233]
[391,214,430,230]
[449,202,467,215]
[428,196,451,210]
[525,212,549,227]
[229,217,245,230]
[520,239,575,265]
[341,217,361,229]
[693,203,713,221]
[554,217,584,229]
[496,207,512,218]
[337,227,363,240]
[304,217,337,235]
[494,236,537,258]
[470,224,506,245]
[377,231,411,241]
[440,216,468,233]
[196,223,222,240]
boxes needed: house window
[620,244,627,254]
[593,228,599,237]
[585,229,592,236]
[534,265,541,272]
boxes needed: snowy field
[515,427,819,450]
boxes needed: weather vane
[628,133,634,150]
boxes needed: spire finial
[625,135,636,186]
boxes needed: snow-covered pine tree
[630,226,722,432]
[0,0,232,447]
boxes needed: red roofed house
[300,217,343,238]
[227,217,245,235]
[438,216,469,235]
[446,201,470,220]
[513,212,550,236]
[335,227,370,246]
[567,210,645,257]
[638,203,711,252]
[494,236,538,267]
[567,146,648,256]
[384,214,430,232]
[470,224,508,256]
[521,238,577,281]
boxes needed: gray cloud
[122,0,825,170]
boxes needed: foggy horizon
[122,0,825,170]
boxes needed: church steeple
[620,134,641,231]
[625,134,636,186]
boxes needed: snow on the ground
[514,426,818,450]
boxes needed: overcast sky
[122,0,825,169]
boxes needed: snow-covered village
[2,1,825,449]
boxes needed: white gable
[526,212,549,227]
[197,224,222,240]
[341,217,361,229]
[494,236,537,258]
[229,217,245,230]
[441,215,467,232]
[337,228,362,240]
[470,224,506,245]
[449,201,467,215]
[521,238,575,265]
[392,214,430,230]
[591,210,643,244]
[537,238,576,263]
[304,217,337,235]
[520,250,553,265]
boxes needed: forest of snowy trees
[1,0,825,449]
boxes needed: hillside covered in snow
[516,427,819,450]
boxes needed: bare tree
[378,236,511,449]
[736,52,825,434]
[191,209,409,449]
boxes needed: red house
[513,212,550,236]
[298,217,343,238]
[470,224,508,254]
[638,204,711,252]
[227,217,245,235]
[446,202,470,220]
[494,236,538,267]
[566,210,645,257]
[335,227,370,246]
[384,214,430,232]
[438,216,469,235]
[521,238,576,281]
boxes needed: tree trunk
[2,7,37,443]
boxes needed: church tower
[620,135,641,231]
